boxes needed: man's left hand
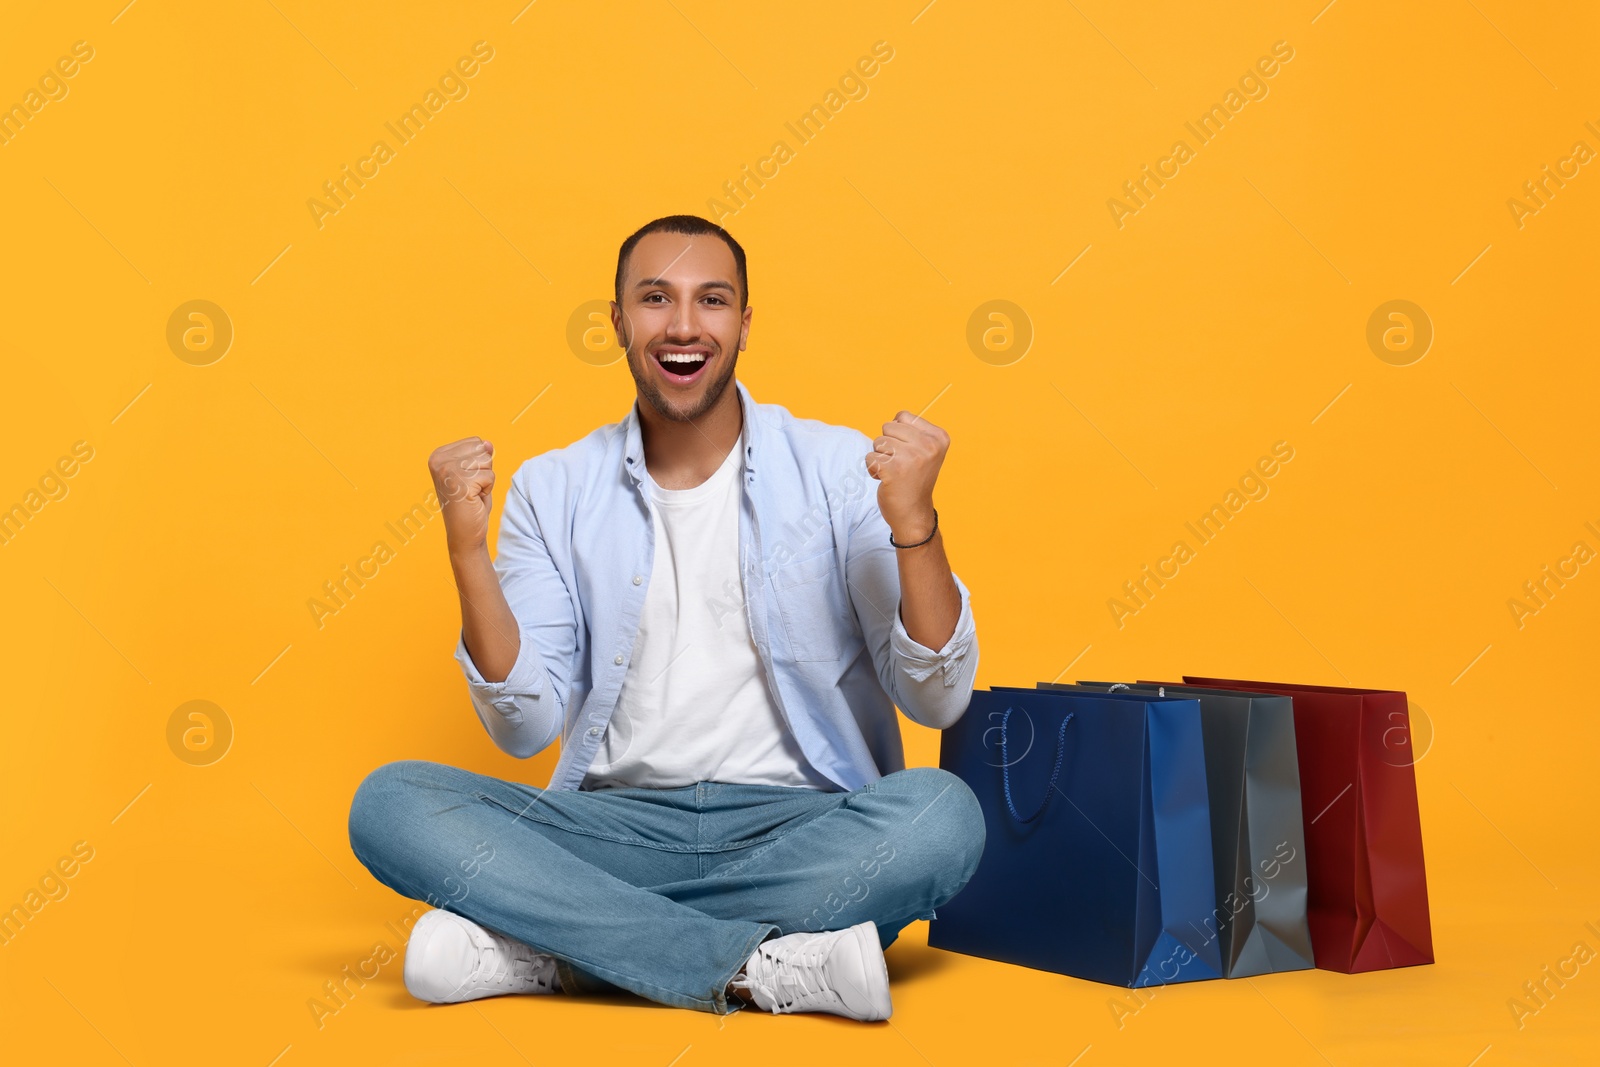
[864,411,948,544]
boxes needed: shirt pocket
[770,548,848,662]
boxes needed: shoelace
[475,928,553,991]
[744,937,839,1012]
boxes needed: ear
[610,300,630,348]
[738,304,753,352]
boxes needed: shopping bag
[929,686,1223,987]
[1176,676,1434,972]
[1051,681,1314,978]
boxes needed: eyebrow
[633,277,737,295]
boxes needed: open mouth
[652,348,712,384]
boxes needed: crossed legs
[347,761,984,1014]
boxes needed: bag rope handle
[1000,706,1075,824]
[1108,681,1163,695]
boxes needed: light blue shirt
[454,379,980,792]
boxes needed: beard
[626,344,739,424]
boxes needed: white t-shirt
[580,432,830,790]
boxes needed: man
[348,215,984,1020]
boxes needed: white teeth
[658,353,707,364]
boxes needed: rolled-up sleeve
[454,627,560,758]
[888,571,978,689]
[878,568,979,729]
[454,464,575,759]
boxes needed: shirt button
[587,726,602,737]
[614,654,624,665]
[632,575,642,585]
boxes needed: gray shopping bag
[1044,681,1314,978]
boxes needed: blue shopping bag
[1061,682,1314,978]
[929,686,1223,987]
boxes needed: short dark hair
[614,215,748,309]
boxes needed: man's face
[612,232,751,423]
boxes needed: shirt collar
[622,378,760,483]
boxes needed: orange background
[2,1,1596,1064]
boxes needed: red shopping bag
[1171,677,1434,973]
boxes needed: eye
[643,292,667,303]
[704,295,726,306]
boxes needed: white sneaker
[730,921,892,1020]
[403,909,561,1004]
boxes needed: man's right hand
[429,437,496,555]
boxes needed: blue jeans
[347,761,985,1014]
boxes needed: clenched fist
[429,437,496,555]
[864,411,949,545]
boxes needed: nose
[667,298,698,342]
